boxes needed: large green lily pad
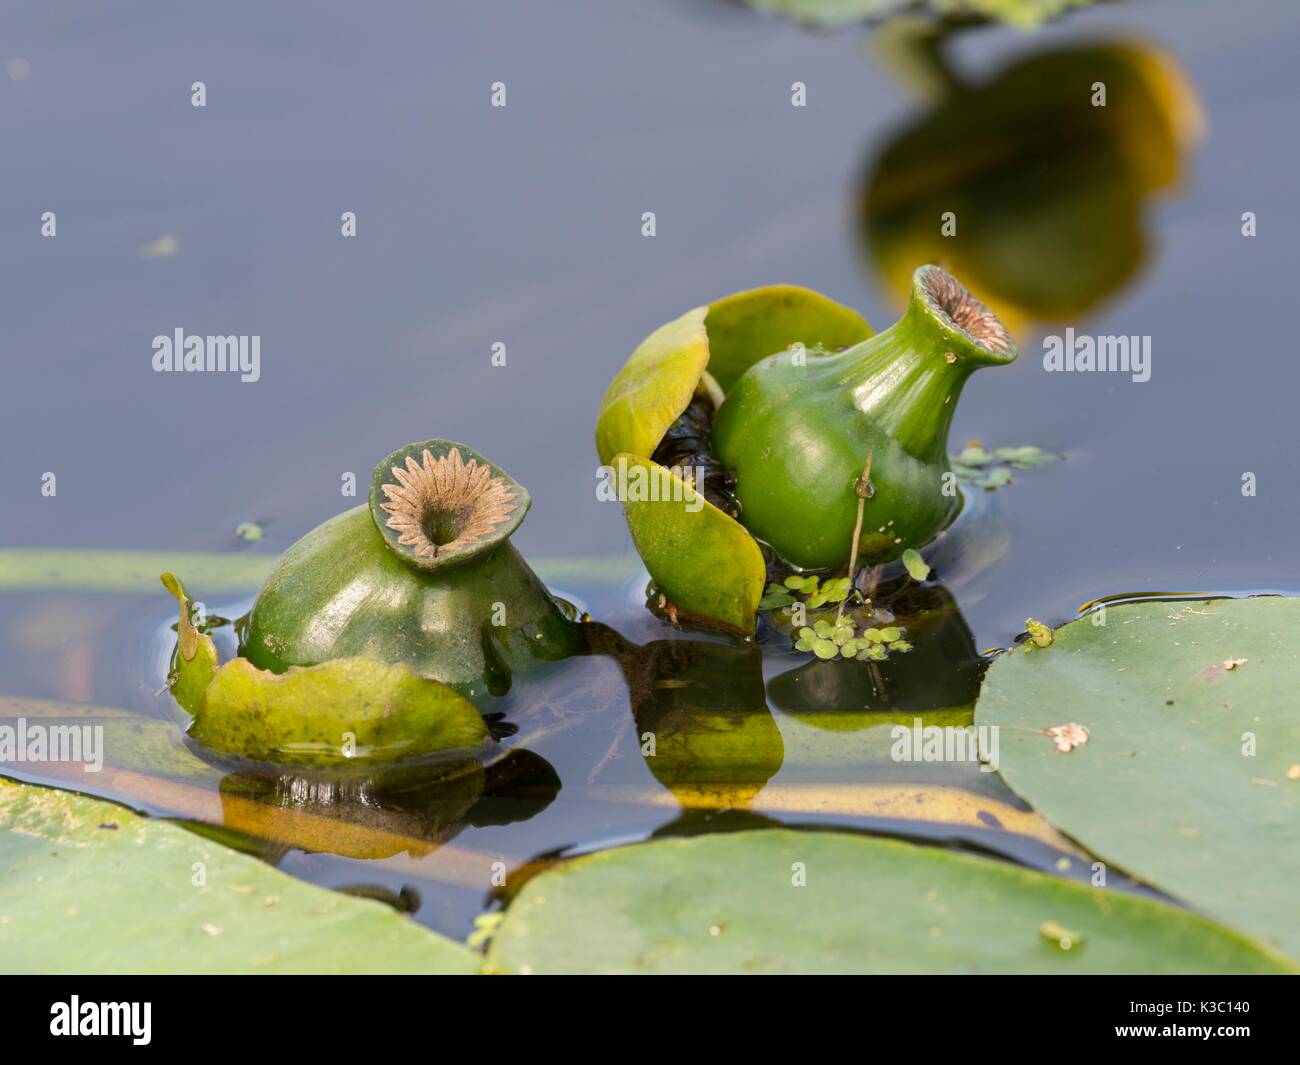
[976,596,1300,963]
[485,829,1291,974]
[0,778,478,974]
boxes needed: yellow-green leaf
[595,307,710,467]
[160,572,219,713]
[612,454,765,635]
[191,656,490,766]
[702,285,872,392]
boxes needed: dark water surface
[3,0,1299,937]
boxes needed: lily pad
[191,656,490,766]
[0,778,479,974]
[486,829,1291,974]
[976,597,1300,963]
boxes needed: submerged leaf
[191,657,489,767]
[976,467,1014,490]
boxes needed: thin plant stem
[837,451,873,626]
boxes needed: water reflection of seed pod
[766,580,983,728]
[217,759,486,860]
[213,744,562,861]
[467,749,563,828]
[241,439,585,699]
[862,41,1204,332]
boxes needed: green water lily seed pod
[240,439,584,698]
[711,266,1017,570]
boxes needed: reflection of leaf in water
[486,830,1293,975]
[608,636,782,806]
[0,697,549,881]
[0,778,479,974]
[137,233,179,259]
[217,763,485,861]
[979,597,1300,964]
[589,779,1077,856]
[587,619,1079,858]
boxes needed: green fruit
[711,266,1016,570]
[240,440,584,699]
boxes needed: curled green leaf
[160,572,219,714]
[191,657,490,767]
[595,287,872,634]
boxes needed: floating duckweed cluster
[794,619,913,662]
[761,574,913,662]
[950,443,1059,490]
